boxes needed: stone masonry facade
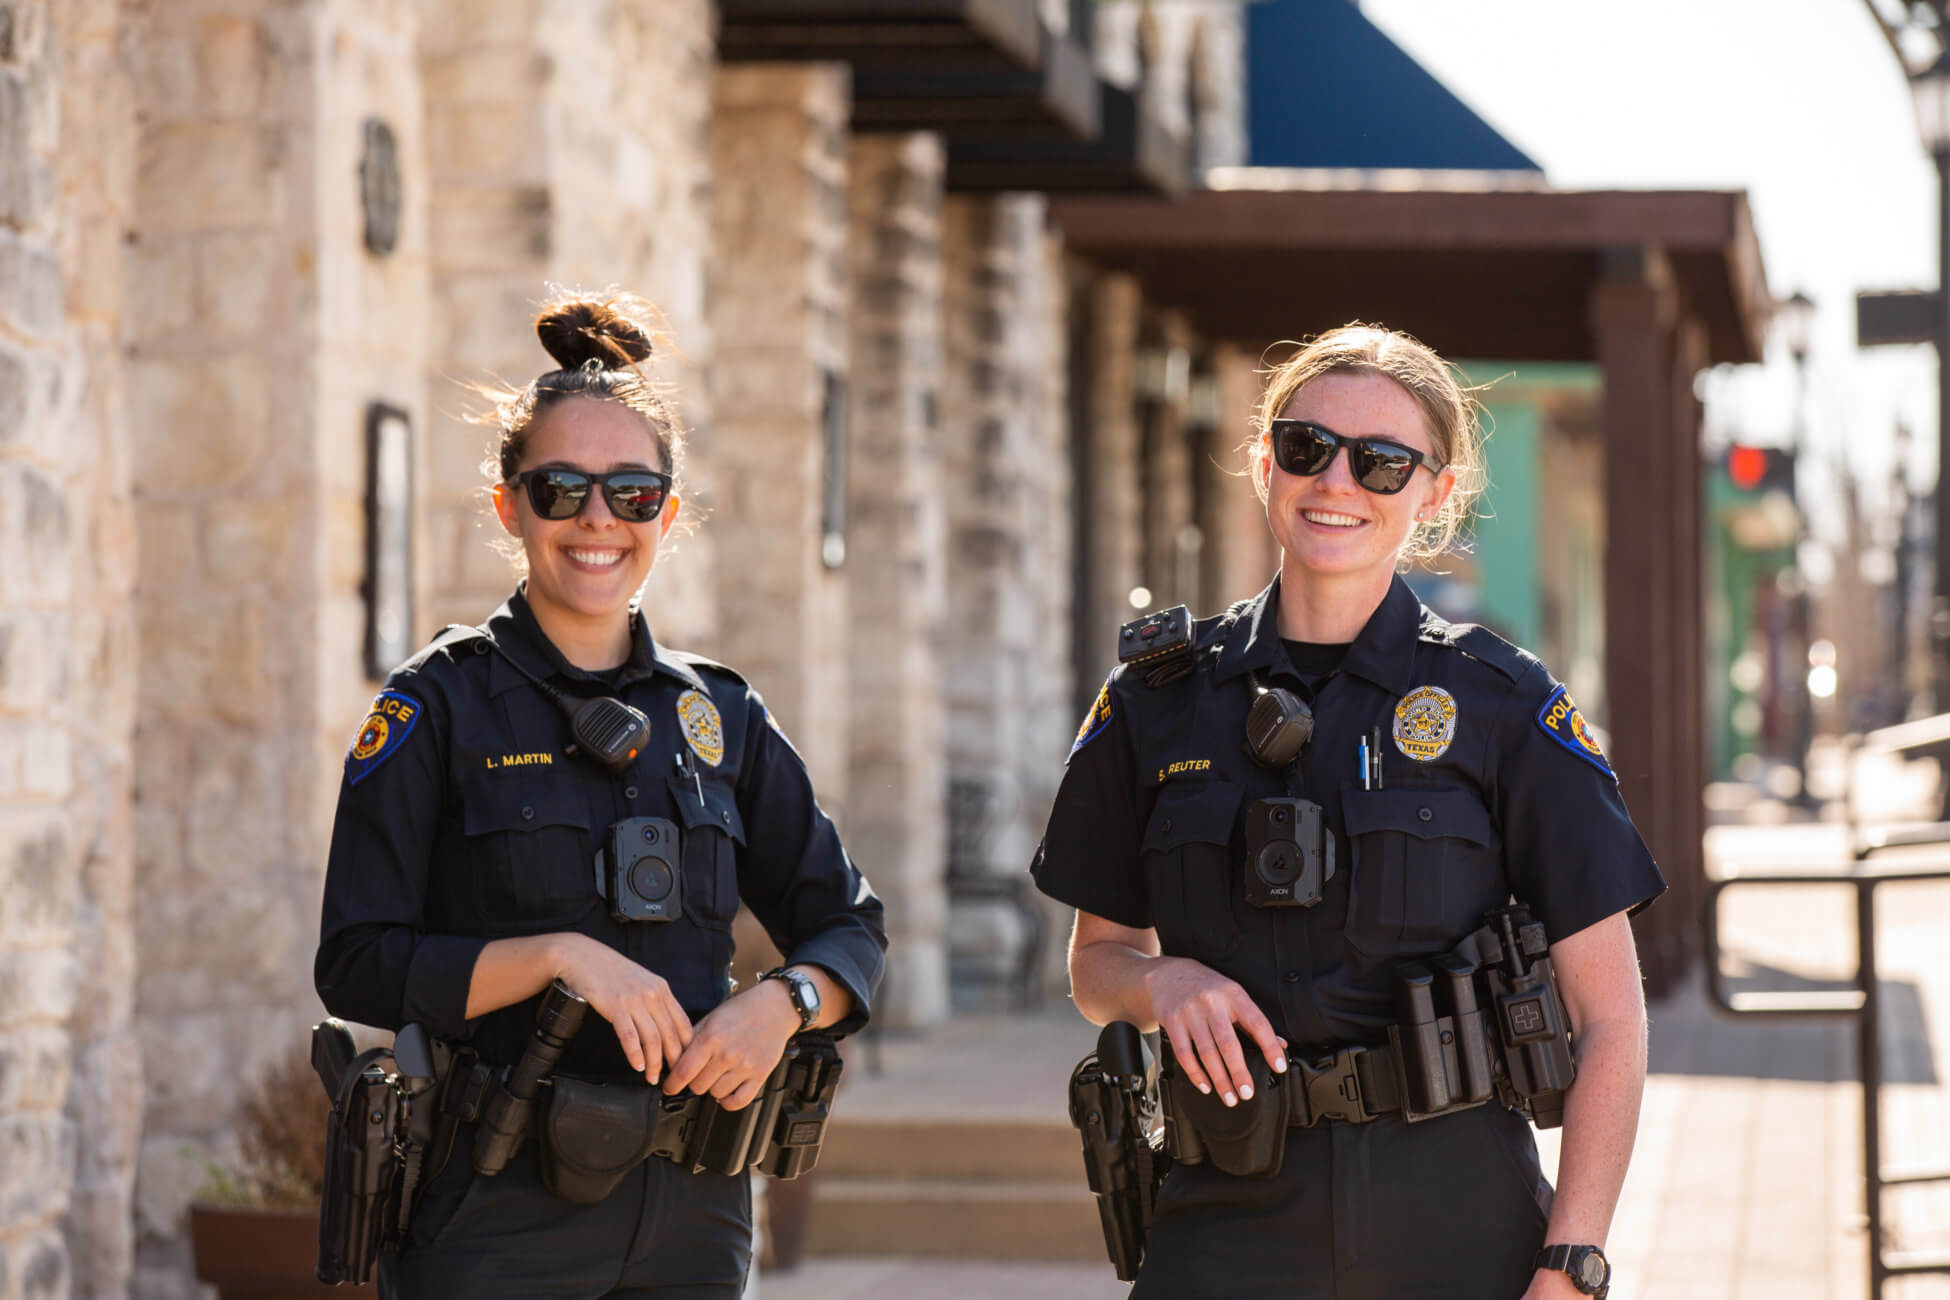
[1,2,1251,1294]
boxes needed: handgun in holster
[312,1018,446,1286]
[1480,903,1577,1128]
[1067,1021,1166,1282]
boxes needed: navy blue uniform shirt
[316,587,886,1076]
[1033,573,1664,1054]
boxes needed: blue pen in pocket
[1358,734,1371,790]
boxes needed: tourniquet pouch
[1165,1044,1290,1178]
[538,1076,658,1204]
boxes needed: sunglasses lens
[604,474,669,522]
[1349,442,1418,495]
[1273,423,1338,476]
[526,469,590,519]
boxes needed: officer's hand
[554,935,694,1085]
[1143,956,1287,1107]
[662,981,800,1110]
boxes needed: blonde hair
[1244,323,1487,560]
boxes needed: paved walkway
[759,807,1950,1300]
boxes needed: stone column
[939,194,1054,1005]
[1,2,140,1294]
[707,64,852,800]
[1081,272,1145,665]
[1589,246,1683,995]
[844,133,948,1027]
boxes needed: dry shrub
[200,1049,330,1209]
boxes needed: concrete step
[816,1117,1082,1183]
[803,1177,1105,1261]
[801,1115,1104,1261]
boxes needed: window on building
[821,368,848,569]
[364,402,414,680]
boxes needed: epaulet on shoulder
[399,623,487,674]
[664,648,750,688]
[1118,605,1196,686]
[1420,617,1535,684]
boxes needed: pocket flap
[667,775,749,846]
[1142,783,1242,852]
[1342,787,1493,846]
[462,780,584,836]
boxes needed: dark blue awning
[1248,0,1542,172]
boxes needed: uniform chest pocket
[667,775,746,931]
[1140,783,1242,963]
[1341,786,1502,958]
[461,779,596,930]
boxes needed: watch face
[1576,1249,1609,1289]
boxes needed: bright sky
[1360,0,1940,541]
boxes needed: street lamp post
[1909,50,1950,706]
[1776,289,1818,805]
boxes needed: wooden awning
[1049,171,1770,363]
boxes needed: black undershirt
[1280,638,1352,694]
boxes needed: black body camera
[1243,797,1334,908]
[594,816,683,923]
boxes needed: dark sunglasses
[508,467,673,522]
[1268,419,1444,496]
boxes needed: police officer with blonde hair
[1037,324,1660,1298]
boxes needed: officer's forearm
[1540,1010,1647,1250]
[464,932,582,1021]
[1068,935,1168,1030]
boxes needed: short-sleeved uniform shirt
[315,586,887,1078]
[1033,573,1665,1054]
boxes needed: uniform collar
[484,585,703,697]
[1213,572,1423,699]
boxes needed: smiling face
[1262,369,1454,595]
[492,395,681,635]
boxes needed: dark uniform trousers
[381,1129,752,1300]
[1134,1105,1551,1300]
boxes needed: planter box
[189,1203,377,1300]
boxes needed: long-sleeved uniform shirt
[316,586,886,1077]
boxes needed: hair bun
[534,293,655,370]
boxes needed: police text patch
[1070,677,1114,759]
[1537,685,1613,777]
[346,691,421,786]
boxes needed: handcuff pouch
[537,1077,657,1204]
[1160,1034,1292,1179]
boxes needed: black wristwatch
[1533,1244,1609,1298]
[763,966,821,1032]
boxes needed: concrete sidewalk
[759,818,1950,1300]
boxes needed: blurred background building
[0,0,1788,1294]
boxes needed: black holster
[1067,1022,1166,1281]
[313,1021,446,1286]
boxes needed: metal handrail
[1703,850,1950,1297]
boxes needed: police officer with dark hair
[315,291,885,1299]
[1036,325,1663,1299]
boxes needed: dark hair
[477,290,686,487]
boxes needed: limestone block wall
[1087,1,1247,172]
[1,3,139,1296]
[121,2,430,1291]
[707,63,851,801]
[419,0,720,649]
[844,133,949,1027]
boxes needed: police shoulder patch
[1070,676,1115,759]
[346,690,423,785]
[1536,684,1613,777]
